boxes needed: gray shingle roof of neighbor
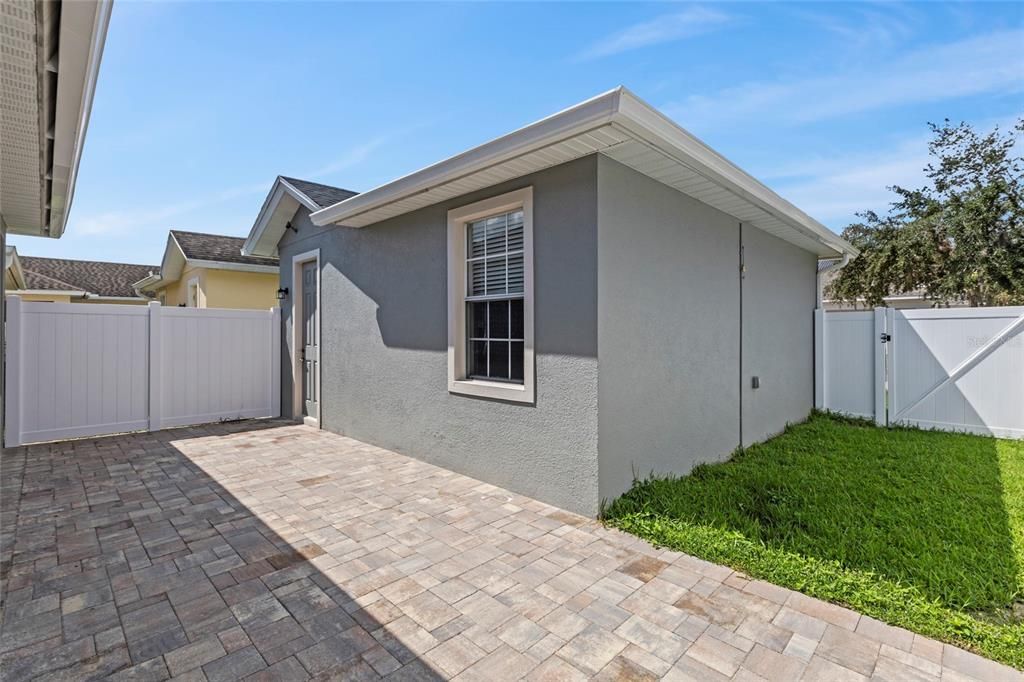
[280,177,358,209]
[171,231,279,266]
[19,256,158,298]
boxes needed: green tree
[829,118,1024,307]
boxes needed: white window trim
[291,249,321,428]
[447,187,534,403]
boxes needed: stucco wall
[596,156,743,505]
[203,269,278,310]
[157,264,204,307]
[740,224,816,446]
[157,266,277,310]
[277,156,601,515]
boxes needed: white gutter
[84,294,150,302]
[310,89,620,227]
[133,259,278,296]
[186,260,279,275]
[16,288,88,298]
[309,86,857,259]
[133,272,164,294]
[48,0,114,238]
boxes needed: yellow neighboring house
[5,246,155,304]
[135,230,279,309]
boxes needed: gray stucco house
[242,87,857,516]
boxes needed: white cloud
[770,141,930,226]
[72,136,396,237]
[766,114,1021,226]
[301,135,393,179]
[574,6,732,61]
[790,5,919,59]
[664,29,1024,131]
[75,180,269,236]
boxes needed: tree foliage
[829,118,1024,307]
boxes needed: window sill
[449,378,534,404]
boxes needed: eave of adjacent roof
[138,232,279,293]
[309,87,857,258]
[4,0,113,239]
[5,246,26,289]
[241,177,322,257]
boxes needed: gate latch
[880,333,892,343]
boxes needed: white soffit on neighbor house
[241,177,319,257]
[5,246,26,288]
[310,87,856,258]
[0,0,113,239]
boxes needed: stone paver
[0,420,1019,680]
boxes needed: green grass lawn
[602,412,1024,668]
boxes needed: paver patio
[1,420,1019,681]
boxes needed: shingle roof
[280,177,358,209]
[171,231,279,266]
[19,257,157,298]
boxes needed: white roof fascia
[16,289,88,297]
[278,178,320,212]
[159,233,188,282]
[133,272,164,293]
[5,247,27,289]
[309,87,856,258]
[241,177,316,257]
[186,260,279,275]
[48,0,114,238]
[612,90,855,257]
[309,88,622,227]
[84,294,149,302]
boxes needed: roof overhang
[5,246,26,289]
[133,272,164,294]
[242,177,321,257]
[17,289,87,297]
[186,260,279,275]
[310,87,856,258]
[84,294,149,302]
[1,0,113,239]
[135,232,187,293]
[137,233,279,293]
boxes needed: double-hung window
[447,187,534,403]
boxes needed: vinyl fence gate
[815,306,1024,439]
[4,297,281,446]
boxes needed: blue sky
[12,1,1023,267]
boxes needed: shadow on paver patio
[0,419,445,680]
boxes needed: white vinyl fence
[5,297,280,446]
[816,306,1024,438]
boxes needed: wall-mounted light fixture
[276,287,289,300]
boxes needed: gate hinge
[880,333,892,343]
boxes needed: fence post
[814,308,825,410]
[4,296,22,447]
[148,302,162,432]
[270,307,281,418]
[873,307,888,426]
